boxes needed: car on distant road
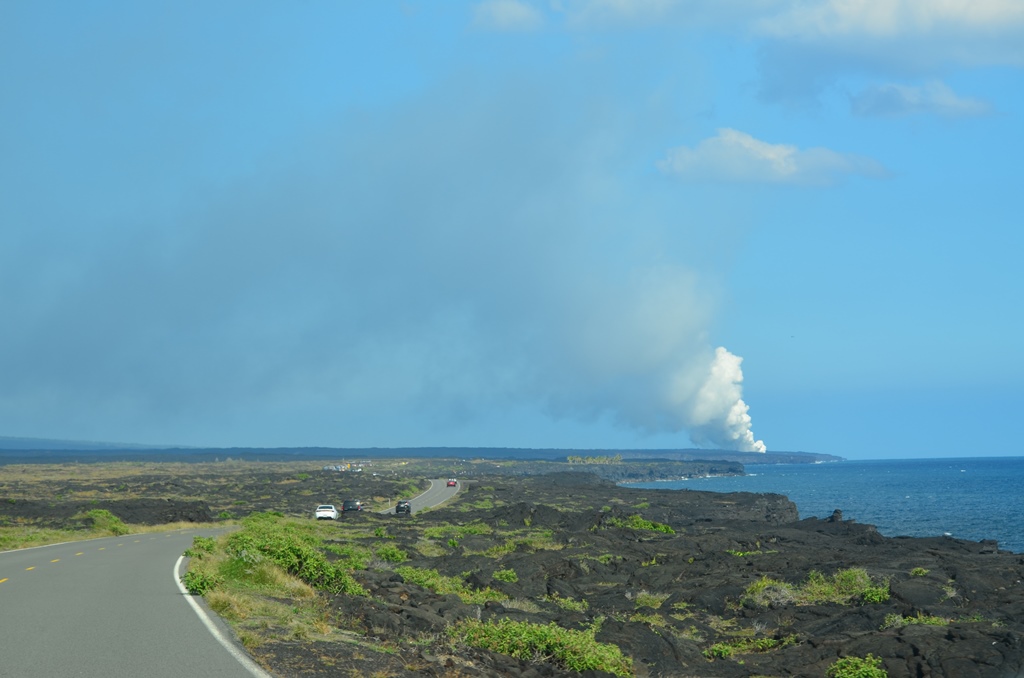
[315,505,338,520]
[395,500,411,515]
[341,499,363,512]
[447,479,457,487]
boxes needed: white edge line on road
[174,555,275,678]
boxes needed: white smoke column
[677,347,766,452]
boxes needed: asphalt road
[0,478,457,677]
[0,529,267,678]
[379,477,459,514]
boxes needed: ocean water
[625,457,1024,554]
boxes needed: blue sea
[625,457,1024,554]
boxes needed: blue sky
[2,1,1022,459]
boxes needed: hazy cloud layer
[657,129,885,186]
[545,0,1024,103]
[473,0,544,31]
[850,80,992,117]
[0,77,764,450]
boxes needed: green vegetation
[603,514,675,534]
[909,567,929,576]
[82,509,130,535]
[565,454,623,465]
[395,566,506,605]
[492,567,518,583]
[182,569,224,595]
[726,549,778,557]
[743,568,889,607]
[422,522,492,539]
[546,593,588,612]
[225,513,367,595]
[448,617,632,677]
[881,612,949,629]
[183,535,217,559]
[826,654,888,678]
[374,542,408,563]
[634,590,669,609]
[703,635,796,660]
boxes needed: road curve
[379,477,459,514]
[0,478,459,677]
[0,530,267,678]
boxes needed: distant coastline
[0,437,842,466]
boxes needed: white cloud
[550,1,1024,103]
[658,128,885,186]
[473,0,545,31]
[851,80,992,118]
[757,0,1024,40]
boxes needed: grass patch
[603,514,675,534]
[703,635,797,660]
[546,593,589,612]
[634,590,670,609]
[881,612,949,629]
[225,513,367,595]
[395,566,506,605]
[827,654,888,678]
[448,618,632,678]
[492,567,518,583]
[743,568,889,607]
[374,542,408,563]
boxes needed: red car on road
[446,479,457,487]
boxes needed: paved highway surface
[379,477,459,514]
[0,478,457,677]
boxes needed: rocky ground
[3,461,1023,677]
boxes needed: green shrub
[604,514,675,534]
[703,643,733,660]
[881,612,949,630]
[745,568,889,607]
[84,509,129,536]
[742,576,796,607]
[910,567,929,576]
[183,535,217,559]
[225,513,367,596]
[395,566,505,604]
[826,654,887,678]
[448,618,632,677]
[703,635,794,660]
[375,543,408,563]
[492,568,518,583]
[182,569,223,595]
[546,593,588,612]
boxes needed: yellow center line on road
[75,552,83,556]
[0,578,7,584]
[133,540,140,543]
[50,559,59,563]
[26,567,35,571]
[99,547,106,550]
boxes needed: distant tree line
[565,454,623,465]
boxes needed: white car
[315,504,339,520]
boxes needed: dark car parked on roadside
[341,499,363,512]
[395,500,411,515]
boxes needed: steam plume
[673,347,766,452]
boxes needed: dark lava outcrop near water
[4,463,1023,676]
[247,472,1024,678]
